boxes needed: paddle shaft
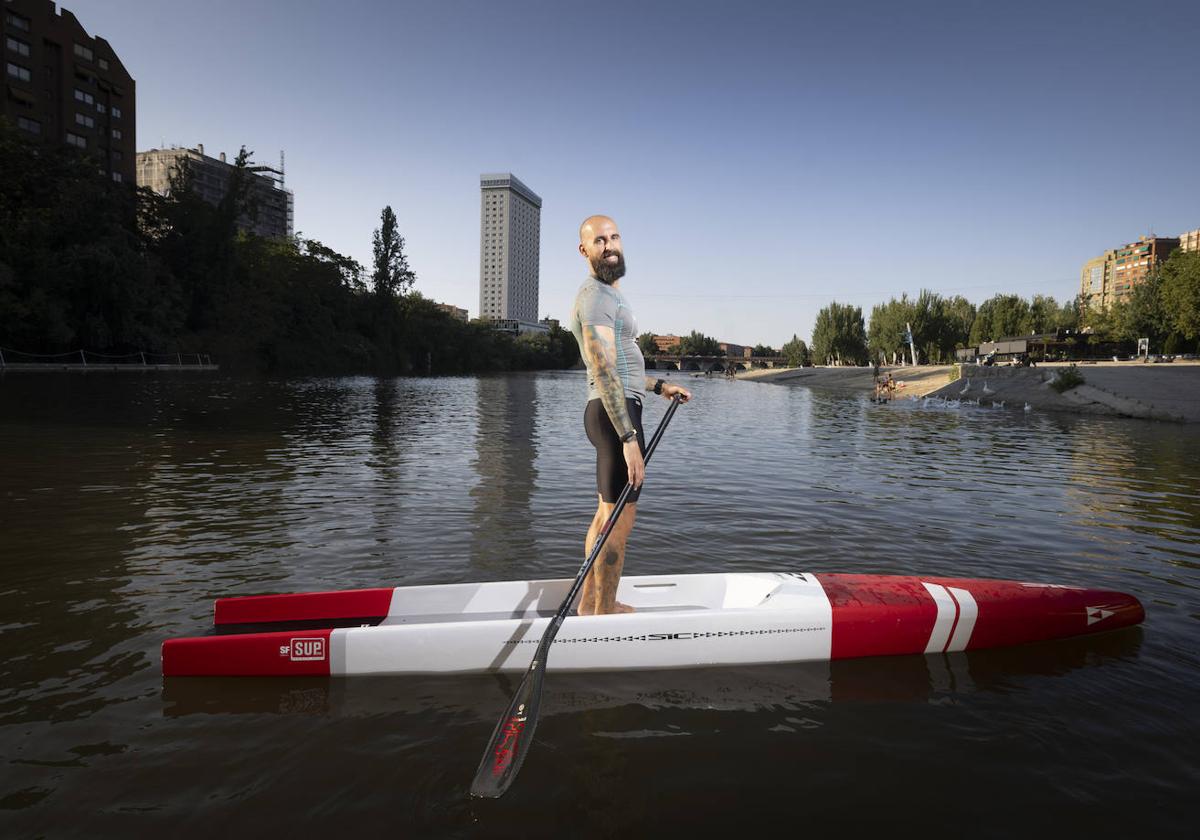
[470,394,682,798]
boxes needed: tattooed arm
[582,324,644,488]
[583,324,636,437]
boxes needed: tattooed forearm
[583,325,635,438]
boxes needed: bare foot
[576,601,635,616]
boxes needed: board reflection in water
[161,627,1142,719]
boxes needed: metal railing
[0,347,215,368]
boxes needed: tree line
[807,257,1200,366]
[0,122,579,374]
[635,330,813,367]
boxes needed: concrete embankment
[741,361,1200,422]
[924,362,1200,422]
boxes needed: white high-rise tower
[479,173,542,329]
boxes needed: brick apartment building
[1080,235,1179,311]
[3,0,135,184]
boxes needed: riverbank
[737,364,952,397]
[741,360,1200,422]
[928,361,1200,422]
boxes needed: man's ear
[578,243,587,257]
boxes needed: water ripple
[0,371,1196,834]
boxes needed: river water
[1,371,1197,837]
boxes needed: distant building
[1080,250,1115,312]
[479,173,541,330]
[136,144,294,239]
[718,341,751,359]
[653,334,681,352]
[1079,236,1178,311]
[1180,227,1200,253]
[435,302,468,322]
[3,0,136,183]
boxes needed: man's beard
[591,252,626,285]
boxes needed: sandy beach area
[737,364,954,397]
[739,361,1200,422]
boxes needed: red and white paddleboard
[160,572,1144,677]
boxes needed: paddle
[469,393,683,799]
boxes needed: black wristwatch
[653,379,665,395]
[620,429,638,444]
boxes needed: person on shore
[569,215,692,616]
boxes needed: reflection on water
[0,372,1196,835]
[470,375,540,573]
[160,629,1144,719]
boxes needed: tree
[867,296,910,363]
[678,330,721,355]
[993,295,1029,339]
[867,290,960,364]
[637,332,658,355]
[1081,298,1121,344]
[0,120,579,377]
[371,206,415,299]
[944,295,976,348]
[969,294,1029,343]
[751,344,776,357]
[304,238,365,292]
[1160,250,1200,342]
[1114,273,1170,347]
[780,334,810,367]
[1056,296,1082,332]
[0,118,181,351]
[968,298,992,346]
[811,302,867,365]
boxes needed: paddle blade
[469,662,545,798]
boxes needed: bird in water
[982,380,994,395]
[1024,402,1032,412]
[960,378,971,394]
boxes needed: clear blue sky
[70,0,1200,348]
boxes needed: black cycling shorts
[584,397,646,503]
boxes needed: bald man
[569,216,691,615]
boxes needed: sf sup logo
[278,637,327,661]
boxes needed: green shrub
[1050,365,1085,393]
